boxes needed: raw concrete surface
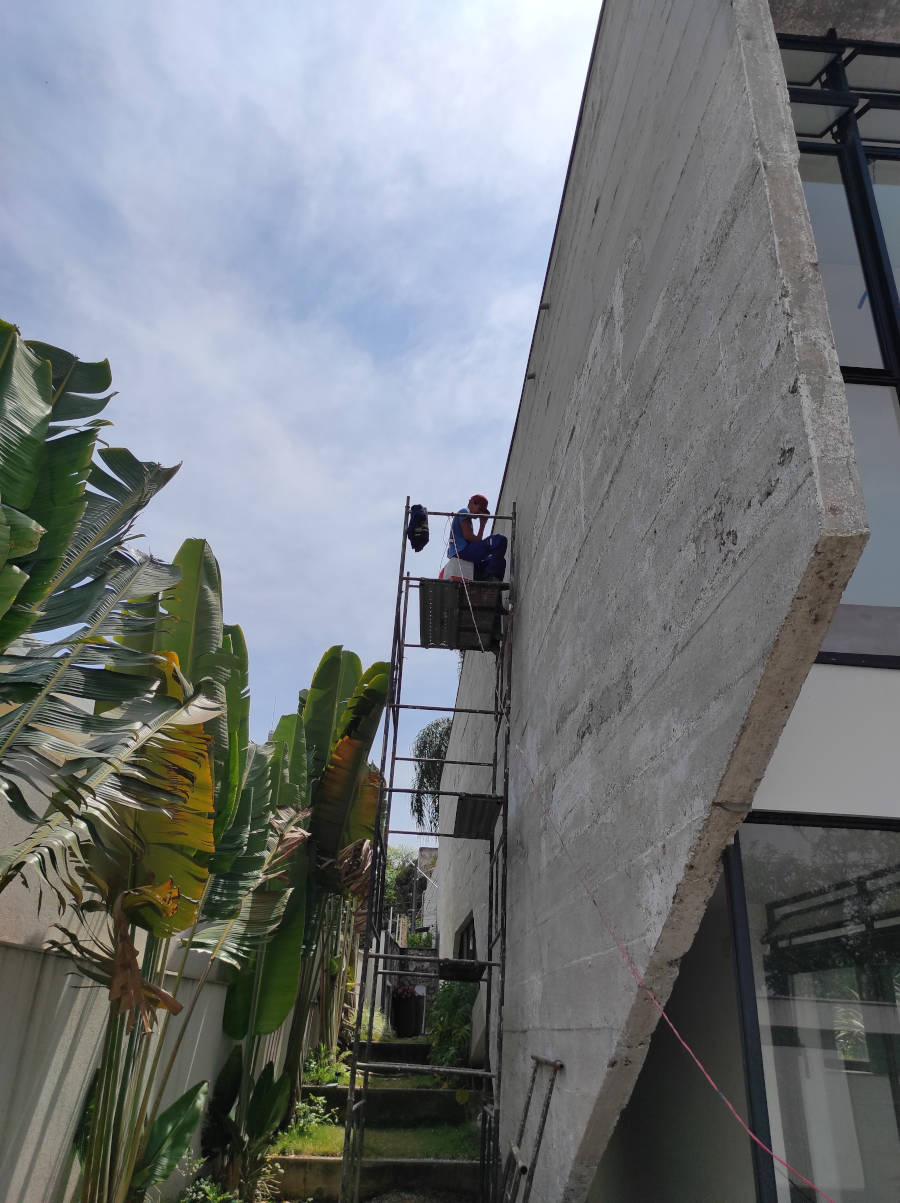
[769,0,900,40]
[438,0,869,1199]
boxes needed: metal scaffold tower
[340,498,516,1203]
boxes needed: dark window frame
[729,808,900,1200]
[780,33,900,663]
[455,913,477,961]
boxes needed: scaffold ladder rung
[500,1055,564,1203]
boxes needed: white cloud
[2,0,600,776]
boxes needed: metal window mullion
[827,57,900,378]
[724,840,778,1203]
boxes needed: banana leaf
[0,564,27,622]
[1,504,44,561]
[189,885,292,970]
[272,711,308,803]
[0,428,97,633]
[246,1062,289,1142]
[25,338,113,415]
[309,664,388,858]
[0,670,219,937]
[336,649,362,716]
[201,1043,243,1158]
[301,645,345,784]
[154,539,241,837]
[0,447,179,646]
[204,742,273,907]
[251,848,310,1034]
[223,832,311,1039]
[0,321,53,513]
[129,1080,209,1191]
[0,553,184,822]
[158,539,224,675]
[218,623,250,841]
[222,954,255,1040]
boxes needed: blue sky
[2,0,599,838]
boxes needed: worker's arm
[459,513,488,543]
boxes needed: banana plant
[0,322,111,626]
[0,328,229,1203]
[0,325,389,1203]
[0,324,181,830]
[282,648,388,1107]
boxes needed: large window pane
[800,154,883,367]
[843,384,900,606]
[871,157,900,299]
[780,48,836,87]
[845,53,900,94]
[740,823,900,1203]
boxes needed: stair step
[303,1084,481,1127]
[359,1039,431,1065]
[274,1154,479,1201]
[359,1060,493,1079]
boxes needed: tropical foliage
[427,981,478,1068]
[383,846,417,921]
[199,647,388,1199]
[0,324,388,1202]
[409,716,451,832]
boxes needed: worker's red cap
[468,493,489,510]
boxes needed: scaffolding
[340,499,516,1203]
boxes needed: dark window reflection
[741,823,900,1202]
[842,384,900,606]
[871,158,900,301]
[800,155,883,368]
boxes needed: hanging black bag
[406,504,429,552]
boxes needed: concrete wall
[769,0,900,40]
[438,0,868,1198]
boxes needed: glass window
[871,158,900,299]
[781,48,837,86]
[800,154,883,367]
[740,823,900,1203]
[857,105,900,144]
[842,385,900,607]
[791,101,852,139]
[845,53,900,94]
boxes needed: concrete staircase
[274,1041,481,1201]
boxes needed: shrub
[177,1178,240,1203]
[427,982,478,1066]
[406,930,433,949]
[370,1008,395,1041]
[303,1044,350,1086]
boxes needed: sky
[1,0,599,840]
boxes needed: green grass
[270,1121,480,1160]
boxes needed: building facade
[437,1,900,1199]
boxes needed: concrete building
[437,2,900,1200]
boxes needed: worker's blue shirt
[447,509,470,558]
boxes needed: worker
[447,494,507,581]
